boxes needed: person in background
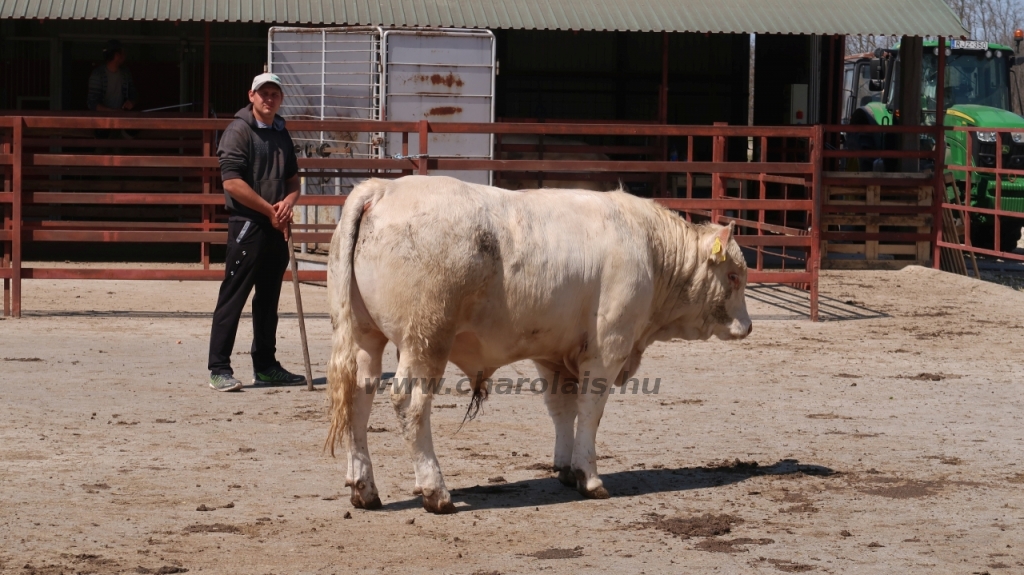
[87,39,138,113]
[207,73,305,392]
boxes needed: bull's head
[649,222,752,343]
[702,222,752,340]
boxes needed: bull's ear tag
[712,237,727,263]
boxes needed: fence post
[809,124,823,322]
[711,122,726,223]
[2,127,9,317]
[12,116,22,318]
[417,120,429,175]
[402,132,411,176]
[201,128,213,269]
[932,36,946,269]
[931,128,946,269]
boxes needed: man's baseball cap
[251,73,283,92]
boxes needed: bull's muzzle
[728,317,752,340]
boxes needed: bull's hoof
[556,466,576,488]
[422,499,458,514]
[573,468,610,499]
[350,492,383,509]
[412,485,423,496]
[579,485,610,499]
[348,480,382,510]
[421,488,457,514]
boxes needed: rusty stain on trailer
[426,106,463,117]
[409,73,464,88]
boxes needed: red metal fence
[939,127,1024,262]
[0,116,821,319]
[1,116,21,318]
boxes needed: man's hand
[271,198,296,241]
[273,217,291,241]
[122,100,135,111]
[272,198,296,227]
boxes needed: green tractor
[842,39,1024,250]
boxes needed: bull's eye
[728,272,740,289]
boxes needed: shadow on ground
[249,376,328,389]
[379,459,836,512]
[747,284,888,321]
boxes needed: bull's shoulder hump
[393,175,511,198]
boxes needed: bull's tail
[325,178,390,456]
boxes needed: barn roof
[0,0,969,37]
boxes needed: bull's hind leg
[391,350,455,514]
[346,332,388,509]
[570,362,618,499]
[534,361,579,488]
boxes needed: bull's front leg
[570,363,617,499]
[391,358,455,514]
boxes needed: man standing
[86,39,137,113]
[208,73,306,392]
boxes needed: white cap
[251,72,283,92]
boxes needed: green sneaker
[253,365,306,386]
[209,373,244,392]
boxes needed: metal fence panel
[269,26,383,246]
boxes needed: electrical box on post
[787,84,808,125]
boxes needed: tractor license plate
[950,40,988,50]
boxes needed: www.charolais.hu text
[363,374,662,395]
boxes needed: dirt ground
[2,265,1023,574]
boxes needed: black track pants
[208,219,290,375]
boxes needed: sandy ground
[1,265,1023,575]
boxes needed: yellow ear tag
[712,237,727,263]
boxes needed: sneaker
[253,365,306,386]
[209,373,244,392]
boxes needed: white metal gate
[268,27,383,249]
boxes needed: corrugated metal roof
[0,0,970,37]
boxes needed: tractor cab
[842,53,881,125]
[843,38,1024,249]
[845,40,1019,127]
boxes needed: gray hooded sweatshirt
[217,104,298,224]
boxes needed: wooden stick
[287,225,315,391]
[949,191,981,279]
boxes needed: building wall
[495,29,750,127]
[3,20,757,130]
[0,19,269,114]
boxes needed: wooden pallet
[822,181,933,270]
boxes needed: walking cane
[287,224,315,391]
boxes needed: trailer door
[382,29,495,185]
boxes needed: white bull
[326,175,751,513]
